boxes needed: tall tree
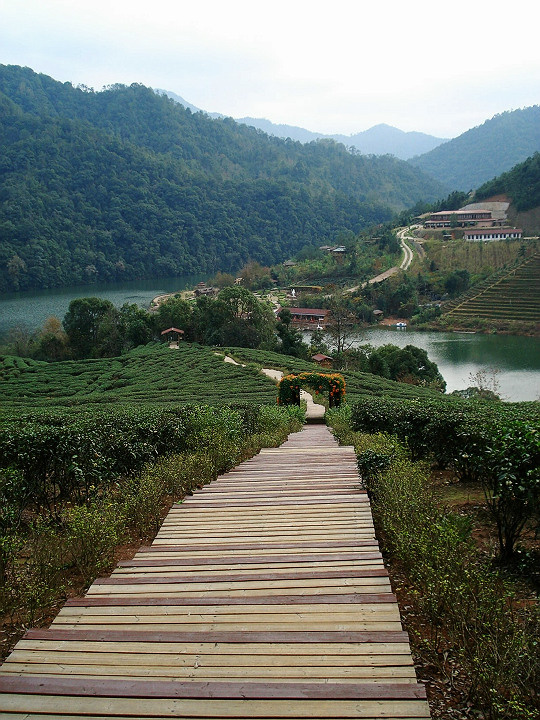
[63,297,115,358]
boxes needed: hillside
[442,252,540,326]
[0,65,446,293]
[0,343,278,411]
[409,106,540,190]
[0,342,447,414]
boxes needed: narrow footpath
[0,426,430,718]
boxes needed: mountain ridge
[0,65,445,293]
[409,106,540,190]
[156,89,447,160]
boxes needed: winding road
[345,225,420,294]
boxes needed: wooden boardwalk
[0,425,430,719]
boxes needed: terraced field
[444,252,540,323]
[0,343,278,412]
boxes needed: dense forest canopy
[0,65,445,293]
[409,106,540,191]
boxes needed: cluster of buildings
[422,204,522,241]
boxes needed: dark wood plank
[65,593,397,607]
[0,676,426,700]
[117,552,382,568]
[23,629,410,643]
[95,568,389,584]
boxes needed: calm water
[354,328,540,402]
[0,279,538,402]
[0,275,207,340]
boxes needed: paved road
[396,226,417,271]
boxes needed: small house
[160,327,185,345]
[311,353,333,369]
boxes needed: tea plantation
[222,347,444,402]
[443,251,540,323]
[0,343,278,412]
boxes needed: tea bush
[0,403,304,643]
[329,416,540,719]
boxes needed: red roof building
[287,307,330,328]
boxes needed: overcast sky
[1,0,538,139]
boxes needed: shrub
[482,422,540,561]
[64,501,121,585]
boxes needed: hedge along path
[221,355,326,421]
[0,425,430,719]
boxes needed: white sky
[1,0,539,138]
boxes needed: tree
[444,269,470,297]
[63,297,115,358]
[216,286,275,348]
[36,316,70,361]
[276,309,309,358]
[212,271,236,289]
[119,303,153,348]
[239,262,273,290]
[325,295,358,355]
[377,344,446,391]
[482,422,540,561]
[153,297,192,338]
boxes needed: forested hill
[475,153,540,212]
[409,106,540,191]
[0,65,445,293]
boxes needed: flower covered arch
[277,372,346,408]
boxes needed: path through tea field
[0,425,430,719]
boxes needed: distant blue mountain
[156,90,446,160]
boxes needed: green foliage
[476,152,540,211]
[63,297,116,358]
[0,65,446,293]
[0,343,279,410]
[350,396,540,559]
[442,251,540,325]
[329,418,540,718]
[482,422,540,561]
[65,501,121,585]
[350,395,538,464]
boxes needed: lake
[0,278,538,402]
[0,274,207,340]
[352,327,540,402]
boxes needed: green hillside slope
[0,343,278,411]
[476,152,540,212]
[443,253,540,324]
[0,65,446,293]
[409,106,540,190]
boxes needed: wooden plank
[0,694,433,717]
[64,593,397,606]
[0,676,427,699]
[117,552,382,566]
[23,629,410,643]
[137,540,374,552]
[15,639,414,656]
[94,569,389,585]
[1,664,417,681]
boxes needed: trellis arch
[277,372,346,408]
